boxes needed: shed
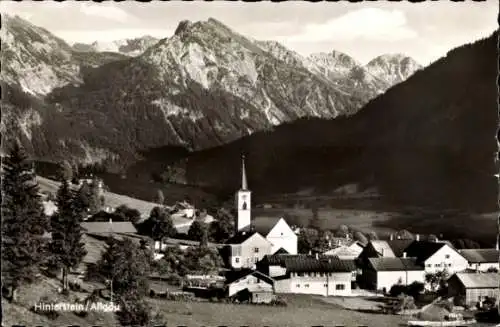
[447,272,499,307]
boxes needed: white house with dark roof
[257,254,357,296]
[225,231,273,269]
[226,269,275,299]
[361,257,426,292]
[459,249,499,272]
[404,240,468,274]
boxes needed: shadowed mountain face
[178,31,499,213]
[2,15,419,166]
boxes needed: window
[256,279,260,284]
[335,284,345,290]
[324,284,328,287]
[445,254,450,259]
[297,272,304,277]
[254,247,259,253]
[435,264,440,267]
[319,272,324,277]
[426,264,431,267]
[235,258,240,263]
[296,284,300,288]
[448,264,451,267]
[305,284,310,288]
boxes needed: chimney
[416,234,420,241]
[402,252,407,258]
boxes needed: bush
[407,282,425,298]
[389,284,407,297]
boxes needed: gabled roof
[404,241,448,263]
[274,247,289,255]
[282,255,356,273]
[225,231,267,245]
[367,257,424,272]
[459,249,499,264]
[370,240,396,257]
[251,217,283,236]
[386,239,414,257]
[226,269,274,285]
[82,221,137,234]
[452,272,500,289]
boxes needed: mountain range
[72,35,160,56]
[2,15,421,166]
[171,30,498,213]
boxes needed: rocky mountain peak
[174,20,194,36]
[365,53,422,85]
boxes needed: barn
[447,272,499,307]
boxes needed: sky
[2,1,498,65]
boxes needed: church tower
[235,155,251,232]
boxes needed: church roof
[251,217,282,236]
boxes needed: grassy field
[148,294,407,327]
[37,176,170,219]
[4,275,497,327]
[3,275,407,327]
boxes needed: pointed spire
[241,154,248,190]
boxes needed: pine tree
[57,160,73,182]
[88,177,102,214]
[149,207,176,243]
[188,220,207,242]
[1,142,49,302]
[76,181,92,213]
[115,291,151,327]
[49,180,87,291]
[96,237,151,301]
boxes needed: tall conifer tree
[49,174,87,291]
[1,142,48,302]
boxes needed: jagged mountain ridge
[71,35,160,56]
[2,15,420,167]
[176,31,498,213]
[365,54,422,86]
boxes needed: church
[225,156,298,269]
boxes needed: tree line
[1,143,163,325]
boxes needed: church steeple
[236,154,251,232]
[241,154,248,190]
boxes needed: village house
[357,240,397,268]
[447,272,500,307]
[251,217,298,255]
[257,254,356,296]
[225,269,275,303]
[323,241,364,260]
[359,256,426,292]
[225,231,273,269]
[404,240,468,274]
[458,248,499,272]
